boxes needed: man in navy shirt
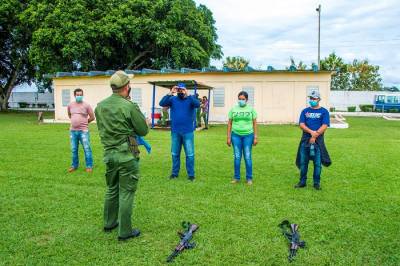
[159,83,200,181]
[295,90,330,190]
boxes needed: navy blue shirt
[299,107,330,131]
[159,95,200,134]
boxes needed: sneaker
[231,179,240,184]
[169,175,178,179]
[313,184,322,190]
[246,180,253,186]
[188,176,195,181]
[294,183,306,188]
[104,223,118,233]
[85,168,93,173]
[68,167,77,173]
[118,229,141,241]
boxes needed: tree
[348,59,382,91]
[320,53,382,91]
[0,0,222,111]
[0,1,35,111]
[23,0,222,74]
[320,53,350,91]
[286,57,307,70]
[223,56,249,71]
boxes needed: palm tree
[223,56,250,71]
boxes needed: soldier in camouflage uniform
[95,70,149,241]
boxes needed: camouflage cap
[308,90,321,99]
[110,70,131,90]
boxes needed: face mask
[178,92,185,99]
[75,96,83,103]
[309,100,318,107]
[238,99,246,107]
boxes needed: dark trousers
[299,142,322,185]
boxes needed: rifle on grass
[166,221,199,263]
[279,220,306,262]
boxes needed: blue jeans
[171,132,195,177]
[231,132,254,180]
[70,130,93,169]
[299,142,322,185]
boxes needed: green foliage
[17,102,29,108]
[286,57,307,71]
[359,104,374,112]
[329,107,336,112]
[320,53,383,91]
[347,106,356,112]
[22,0,222,76]
[388,108,399,113]
[0,0,36,110]
[0,0,222,110]
[1,113,400,264]
[223,56,249,71]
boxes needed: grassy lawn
[0,112,399,265]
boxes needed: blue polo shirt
[159,95,200,134]
[299,107,330,131]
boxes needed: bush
[329,107,336,112]
[18,102,29,108]
[37,103,48,108]
[347,106,356,112]
[388,108,399,113]
[359,104,374,112]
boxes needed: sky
[195,0,400,87]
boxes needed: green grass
[0,112,399,265]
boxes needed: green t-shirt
[228,105,257,135]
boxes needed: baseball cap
[177,82,186,89]
[308,90,321,99]
[110,70,131,90]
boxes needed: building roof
[148,80,213,90]
[48,66,333,79]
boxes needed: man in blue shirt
[295,90,330,190]
[159,83,200,181]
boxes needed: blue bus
[374,94,400,112]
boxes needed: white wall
[329,91,400,111]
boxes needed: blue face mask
[76,96,83,103]
[309,100,318,107]
[238,99,246,107]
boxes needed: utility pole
[316,4,321,70]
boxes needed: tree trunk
[0,95,8,112]
[0,63,20,112]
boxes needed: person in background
[159,83,200,181]
[200,96,209,129]
[67,88,95,173]
[161,106,170,127]
[195,93,201,128]
[295,90,331,190]
[226,91,258,185]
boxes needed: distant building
[8,91,54,109]
[51,69,332,124]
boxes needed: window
[213,88,225,107]
[131,88,142,107]
[376,95,385,103]
[242,87,255,106]
[62,89,70,107]
[386,96,398,104]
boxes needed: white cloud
[196,0,400,85]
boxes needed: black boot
[294,182,306,188]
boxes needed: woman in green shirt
[227,91,258,185]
